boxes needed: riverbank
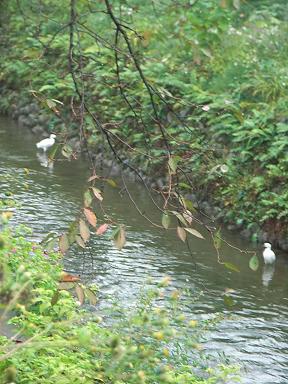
[3,95,288,252]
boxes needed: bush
[0,218,239,383]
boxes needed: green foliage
[0,221,239,383]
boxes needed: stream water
[1,116,288,383]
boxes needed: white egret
[36,134,56,152]
[263,242,276,264]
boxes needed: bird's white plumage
[36,134,56,152]
[263,242,276,264]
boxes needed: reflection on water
[262,264,275,287]
[36,152,54,171]
[1,116,288,384]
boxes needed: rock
[18,106,28,116]
[11,110,19,119]
[227,224,237,231]
[32,125,45,135]
[29,103,39,114]
[25,114,38,128]
[278,239,288,252]
[105,160,113,168]
[156,178,164,189]
[68,137,81,151]
[257,231,269,243]
[17,115,29,128]
[201,201,210,212]
[240,228,251,239]
[186,193,197,203]
[38,114,49,124]
[22,106,31,115]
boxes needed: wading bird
[263,242,276,265]
[36,134,56,153]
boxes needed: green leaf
[106,179,117,188]
[39,84,56,92]
[51,290,60,306]
[249,255,259,271]
[51,98,64,105]
[233,0,240,10]
[168,156,180,173]
[178,196,195,212]
[224,262,240,273]
[224,294,235,307]
[213,229,222,250]
[113,225,126,250]
[178,182,192,191]
[171,211,187,225]
[61,144,73,159]
[48,143,59,160]
[46,99,56,109]
[162,211,171,229]
[83,190,93,207]
[40,231,58,245]
[184,227,204,239]
[46,238,58,252]
[67,220,78,244]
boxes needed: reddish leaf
[58,282,75,290]
[75,284,85,305]
[83,208,97,228]
[183,210,193,225]
[96,223,109,235]
[60,272,80,282]
[79,219,90,242]
[87,174,99,182]
[177,226,187,242]
[59,233,69,254]
[76,235,86,248]
[184,227,204,239]
[85,288,97,305]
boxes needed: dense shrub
[0,0,288,241]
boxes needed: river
[1,116,288,383]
